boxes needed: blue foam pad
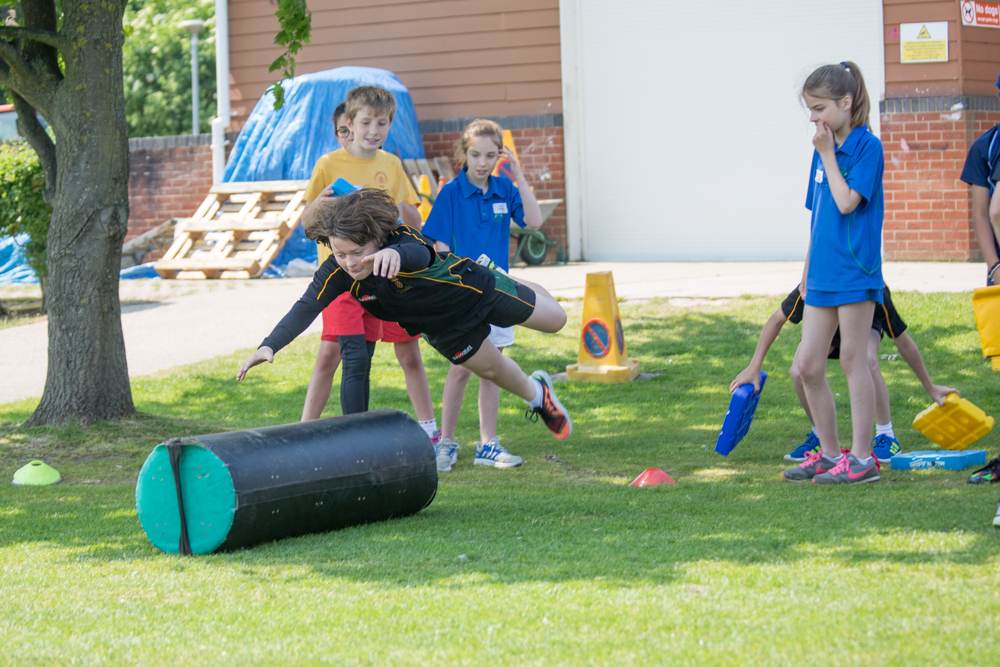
[329,178,362,197]
[890,450,987,471]
[715,371,767,456]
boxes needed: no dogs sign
[962,1,1000,28]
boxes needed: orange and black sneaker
[526,370,572,440]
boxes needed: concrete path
[0,261,983,405]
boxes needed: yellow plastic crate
[972,286,1000,358]
[912,394,994,450]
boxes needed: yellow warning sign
[566,271,640,383]
[900,21,948,63]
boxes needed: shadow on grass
[2,477,997,588]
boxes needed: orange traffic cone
[629,468,676,487]
[437,175,447,192]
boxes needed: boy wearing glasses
[299,87,436,445]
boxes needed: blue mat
[716,371,767,456]
[890,450,986,471]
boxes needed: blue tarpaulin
[222,66,425,276]
[0,234,38,284]
[224,66,424,182]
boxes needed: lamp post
[180,19,205,135]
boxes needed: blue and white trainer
[474,438,523,468]
[784,432,821,462]
[871,434,901,462]
[436,436,460,472]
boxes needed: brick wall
[126,134,237,244]
[420,115,566,264]
[880,97,1000,261]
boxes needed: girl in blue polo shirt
[421,119,544,471]
[782,61,885,486]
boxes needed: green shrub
[0,141,51,279]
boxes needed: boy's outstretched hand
[730,366,763,393]
[928,385,960,406]
[363,248,401,278]
[237,346,274,381]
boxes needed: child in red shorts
[299,87,436,439]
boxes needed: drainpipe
[211,0,230,183]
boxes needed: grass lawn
[2,293,999,665]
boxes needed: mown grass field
[1,293,998,665]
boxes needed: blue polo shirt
[421,167,525,271]
[805,126,885,294]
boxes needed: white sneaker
[436,436,460,472]
[474,438,522,468]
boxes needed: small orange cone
[629,468,676,487]
[437,175,447,191]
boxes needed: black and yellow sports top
[260,225,499,353]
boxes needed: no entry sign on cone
[566,271,640,383]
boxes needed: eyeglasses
[335,127,350,138]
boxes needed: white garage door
[559,0,885,261]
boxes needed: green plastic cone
[12,460,61,486]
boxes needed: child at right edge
[784,61,884,485]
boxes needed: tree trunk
[25,1,134,425]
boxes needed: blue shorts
[805,288,884,307]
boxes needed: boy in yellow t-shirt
[299,86,438,445]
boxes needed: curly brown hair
[303,188,399,249]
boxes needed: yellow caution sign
[566,271,640,383]
[973,286,1000,370]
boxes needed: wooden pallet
[155,180,310,280]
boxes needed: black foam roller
[136,410,437,554]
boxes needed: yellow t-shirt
[305,148,419,263]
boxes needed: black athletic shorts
[780,285,906,359]
[423,272,537,364]
[871,287,908,340]
[781,287,841,359]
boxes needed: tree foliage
[268,0,310,109]
[0,140,50,278]
[123,0,216,137]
